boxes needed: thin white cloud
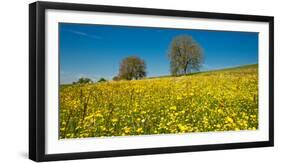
[67,29,103,40]
[70,30,87,36]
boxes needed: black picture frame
[29,1,274,162]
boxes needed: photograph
[28,1,274,161]
[59,23,259,139]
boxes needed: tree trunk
[183,62,188,74]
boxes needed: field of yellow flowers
[59,64,258,139]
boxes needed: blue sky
[59,23,258,84]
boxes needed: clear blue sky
[59,23,258,84]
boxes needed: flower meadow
[59,65,258,139]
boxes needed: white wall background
[0,0,279,162]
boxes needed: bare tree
[118,56,147,80]
[168,35,203,76]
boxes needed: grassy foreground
[59,64,258,139]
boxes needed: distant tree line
[73,77,107,85]
[72,77,93,84]
[72,35,203,84]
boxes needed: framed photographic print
[29,1,274,162]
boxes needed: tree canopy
[118,56,147,80]
[73,77,93,84]
[97,78,107,83]
[168,35,204,76]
